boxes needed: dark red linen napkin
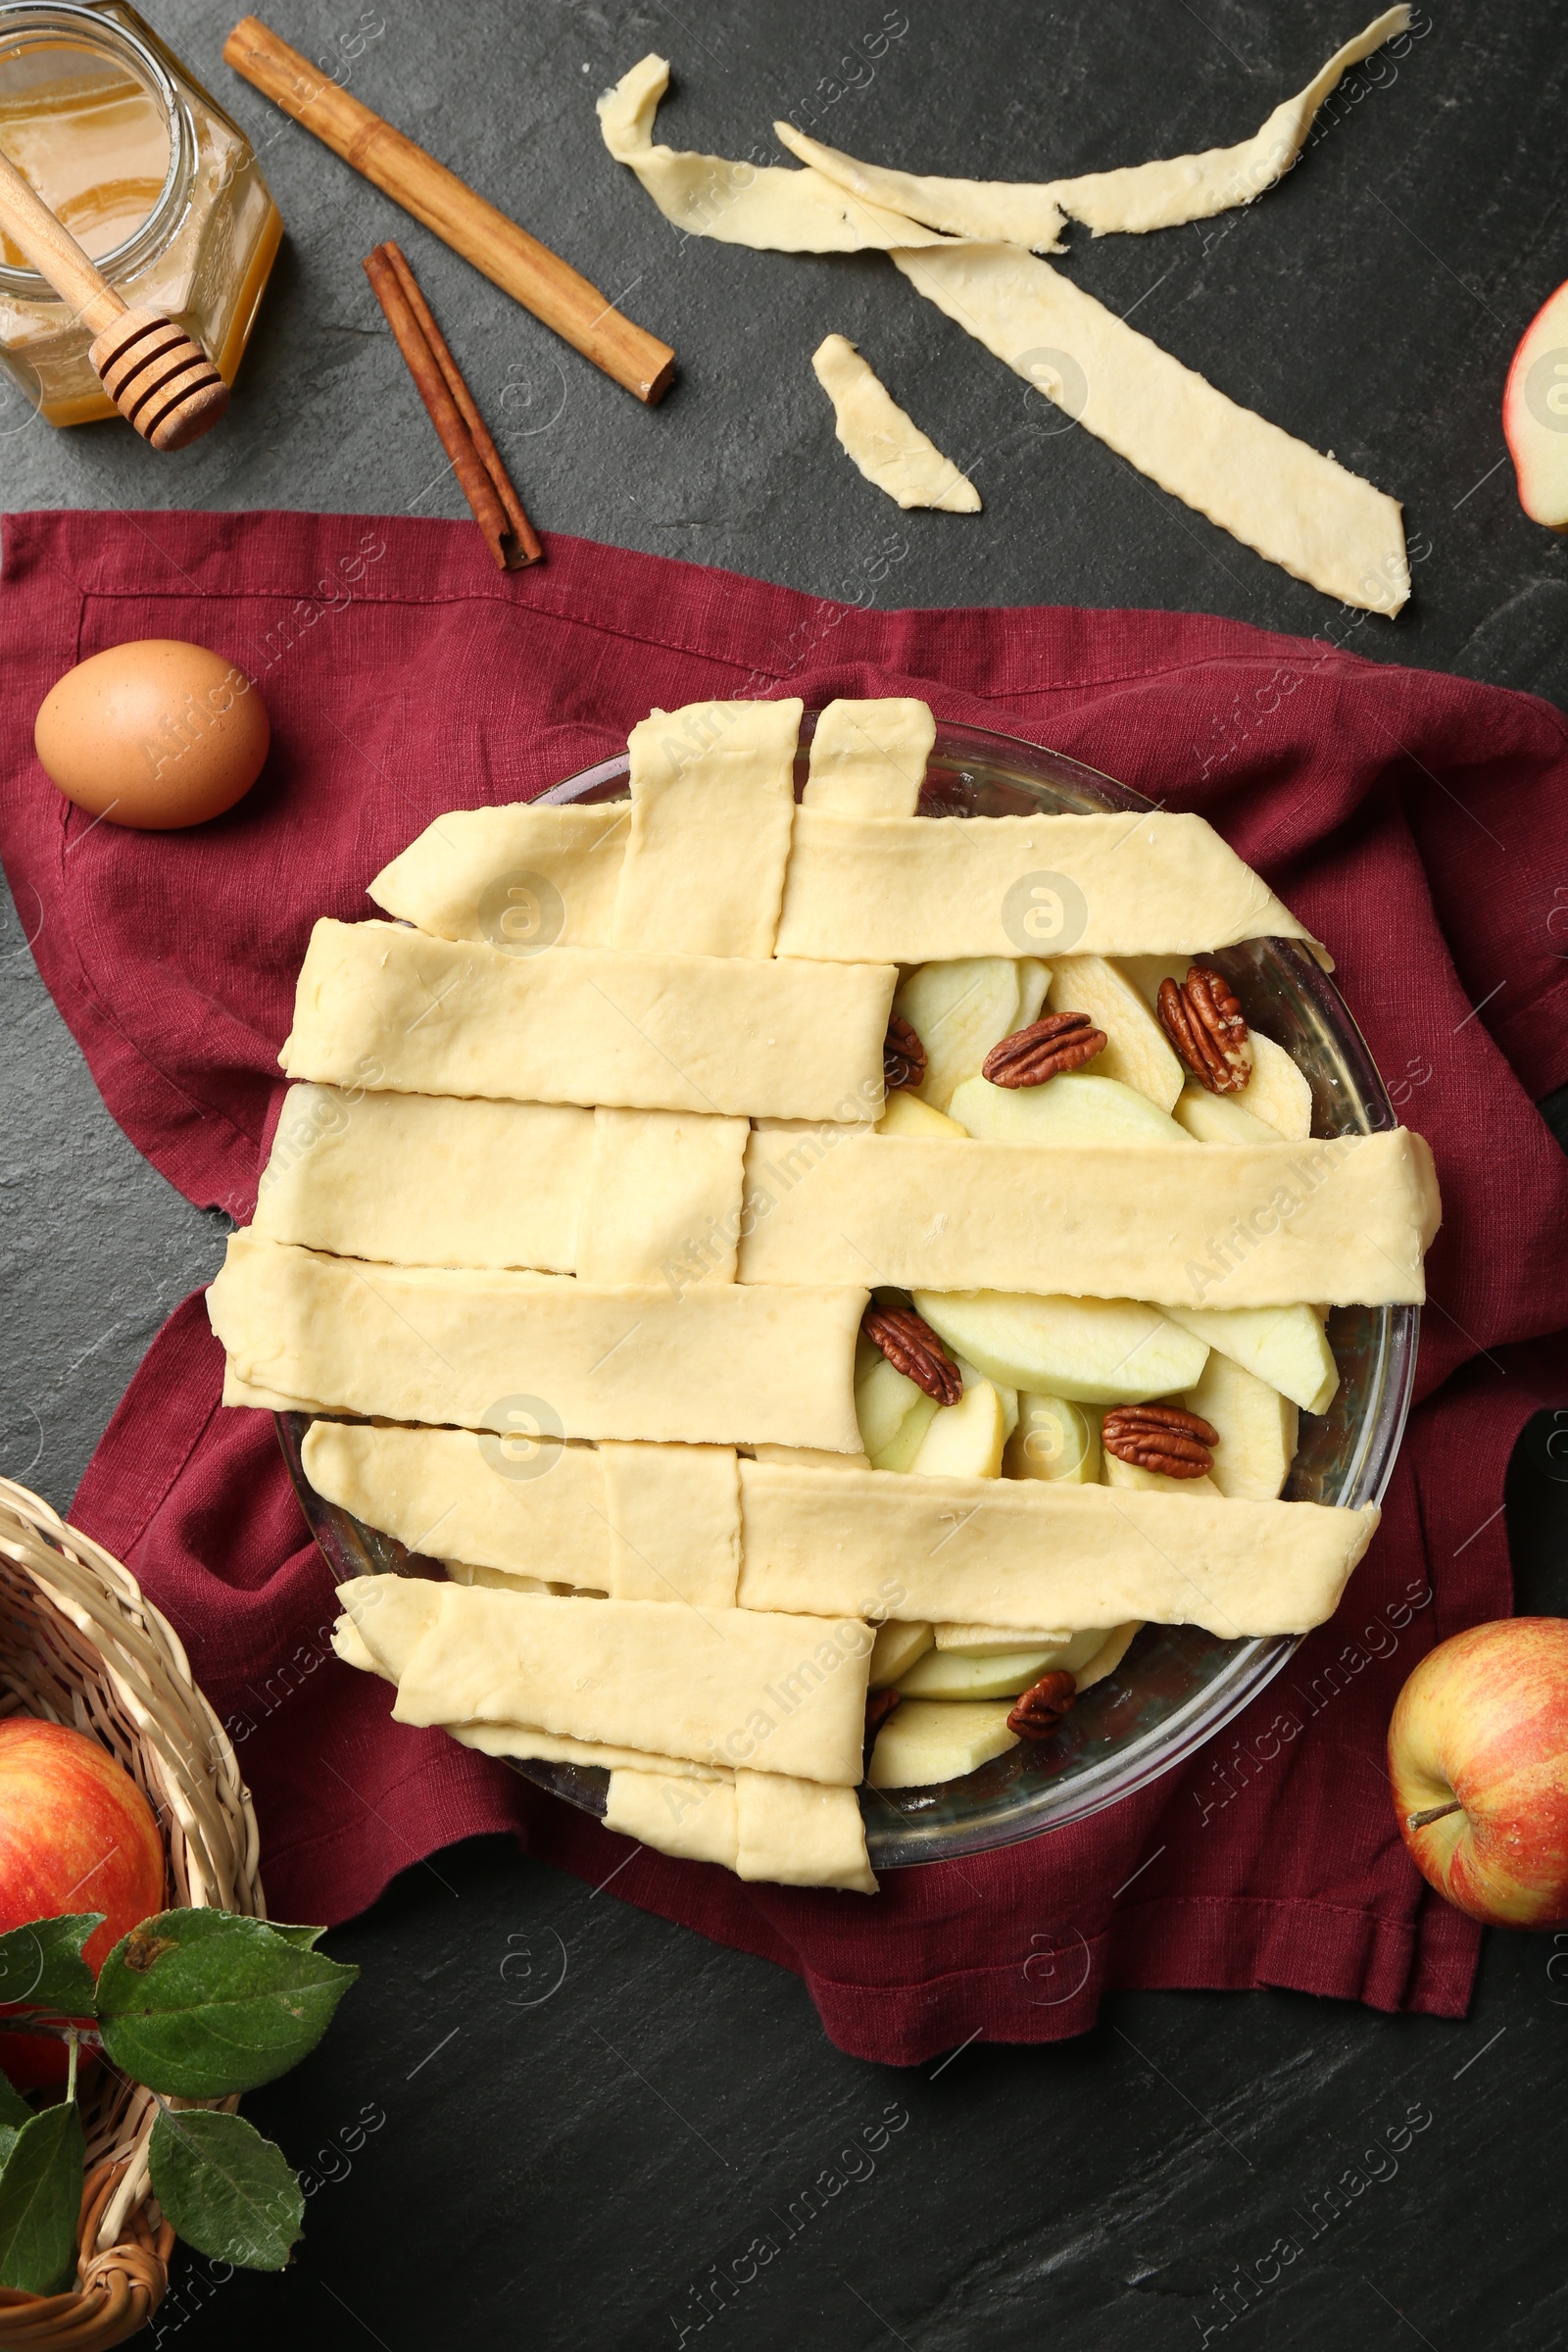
[4,508,1567,2067]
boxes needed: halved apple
[867,1698,1018,1788]
[1003,1392,1100,1483]
[950,1069,1188,1149]
[909,1375,1005,1478]
[1048,954,1184,1110]
[896,957,1023,1111]
[914,1288,1208,1405]
[869,1618,935,1688]
[1503,277,1568,528]
[876,1090,967,1140]
[898,1644,1065,1699]
[1183,1348,1298,1500]
[1164,1300,1338,1416]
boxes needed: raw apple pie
[210,697,1440,1893]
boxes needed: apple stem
[0,2016,103,2046]
[65,2030,77,2105]
[1407,1799,1463,1831]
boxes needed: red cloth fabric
[3,507,1567,2067]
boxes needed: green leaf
[0,1916,103,2017]
[261,1924,328,1951]
[96,1911,357,2099]
[149,2108,304,2271]
[0,2073,32,2133]
[0,2098,84,2294]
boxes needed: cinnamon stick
[364,243,541,569]
[224,15,675,405]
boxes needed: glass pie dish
[278,714,1417,1871]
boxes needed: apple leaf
[149,2107,304,2271]
[260,1924,328,1951]
[0,2074,32,2133]
[96,1911,357,2099]
[0,2097,84,2294]
[0,1915,103,2017]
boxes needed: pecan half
[883,1012,927,1094]
[865,1689,902,1740]
[1007,1670,1076,1740]
[1101,1401,1218,1479]
[981,1009,1106,1088]
[1156,965,1252,1095]
[861,1302,963,1406]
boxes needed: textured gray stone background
[3,1,1568,2344]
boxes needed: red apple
[1388,1618,1568,1928]
[1503,278,1568,527]
[0,1719,165,2088]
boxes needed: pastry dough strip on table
[775,8,1411,245]
[889,242,1408,616]
[736,1127,1440,1307]
[304,1422,1376,1639]
[611,698,801,957]
[334,1576,872,1782]
[280,917,895,1121]
[369,806,1324,965]
[604,1766,877,1890]
[210,1233,866,1449]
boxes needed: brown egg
[34,640,270,830]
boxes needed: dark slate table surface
[4,2,1568,2344]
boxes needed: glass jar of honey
[0,1,280,426]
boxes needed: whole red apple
[0,1718,165,2088]
[1389,1618,1568,1929]
[1503,277,1568,528]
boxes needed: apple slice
[869,1619,934,1688]
[856,1352,922,1455]
[1245,1034,1312,1141]
[866,1697,1018,1788]
[869,1394,940,1472]
[909,1375,1005,1478]
[1173,1084,1282,1146]
[1503,277,1568,528]
[1048,954,1183,1110]
[1004,1392,1100,1483]
[956,1352,1018,1442]
[915,1288,1208,1405]
[898,1644,1064,1699]
[896,957,1022,1111]
[934,1624,1103,1666]
[876,1090,967,1140]
[1015,956,1052,1027]
[1183,1348,1298,1500]
[1074,1622,1141,1690]
[950,1068,1188,1148]
[1113,953,1190,1009]
[1164,1300,1338,1416]
[1102,1452,1220,1498]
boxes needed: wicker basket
[0,1477,265,2349]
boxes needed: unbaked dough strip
[576,1107,750,1286]
[254,1084,591,1273]
[777,10,1410,244]
[602,1767,876,1890]
[212,1234,866,1449]
[598,54,953,253]
[304,1421,615,1590]
[811,337,980,514]
[369,803,629,949]
[338,1577,871,1783]
[737,1128,1439,1307]
[774,807,1321,964]
[457,1726,727,1779]
[803,699,934,819]
[612,700,801,957]
[280,918,895,1122]
[599,1442,741,1606]
[736,1462,1378,1638]
[892,243,1408,613]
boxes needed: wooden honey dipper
[0,147,227,449]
